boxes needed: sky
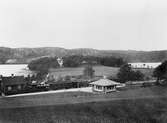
[0,0,167,50]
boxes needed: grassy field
[49,65,119,78]
[49,65,154,80]
[1,95,167,123]
[1,86,167,109]
[0,86,167,122]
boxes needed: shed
[0,75,27,95]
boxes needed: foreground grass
[0,86,167,123]
[1,86,167,109]
[0,97,167,123]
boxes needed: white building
[128,62,161,69]
[57,57,63,67]
[90,78,121,93]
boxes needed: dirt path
[6,87,93,97]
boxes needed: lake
[0,64,32,76]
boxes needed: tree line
[28,55,126,71]
[117,64,144,83]
[153,60,167,84]
[118,60,167,84]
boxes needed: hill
[0,47,167,63]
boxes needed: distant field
[1,86,167,123]
[49,65,119,77]
[49,65,154,80]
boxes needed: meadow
[0,96,167,123]
[49,65,154,80]
[0,86,167,123]
[49,65,119,78]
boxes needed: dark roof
[2,76,27,86]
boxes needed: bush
[153,60,167,84]
[117,64,144,83]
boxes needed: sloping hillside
[0,47,167,63]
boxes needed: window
[18,85,21,90]
[96,85,102,90]
[107,86,114,90]
[8,86,12,91]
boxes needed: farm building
[0,75,27,95]
[90,78,121,93]
[128,62,161,69]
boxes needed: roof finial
[103,75,107,79]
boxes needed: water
[0,64,32,76]
[128,62,161,68]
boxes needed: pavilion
[90,78,120,93]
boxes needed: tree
[153,60,167,84]
[117,64,144,83]
[117,64,132,82]
[28,57,60,80]
[28,57,59,71]
[83,65,95,79]
[0,48,13,64]
[100,57,126,67]
[131,70,144,81]
[63,55,81,67]
[62,55,126,67]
